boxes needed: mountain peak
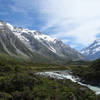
[6,23,14,30]
[0,20,6,26]
[0,21,14,31]
[81,39,100,60]
[0,21,56,43]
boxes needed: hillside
[70,58,100,86]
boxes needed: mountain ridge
[0,20,86,62]
[81,39,100,60]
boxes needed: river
[36,70,100,95]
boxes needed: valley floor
[0,60,100,100]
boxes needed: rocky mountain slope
[81,39,100,60]
[0,21,86,62]
[0,21,50,62]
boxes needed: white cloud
[37,0,100,46]
[10,0,100,49]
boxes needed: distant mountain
[81,39,100,60]
[0,21,86,62]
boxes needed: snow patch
[0,22,3,26]
[6,23,14,30]
[13,27,57,54]
[34,34,56,42]
[81,39,100,56]
[91,47,100,55]
[48,45,56,53]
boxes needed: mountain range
[0,20,86,63]
[81,39,100,60]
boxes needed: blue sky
[1,0,100,50]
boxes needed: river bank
[36,70,100,95]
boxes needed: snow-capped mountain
[81,39,100,60]
[0,21,49,62]
[0,21,86,62]
[12,25,85,61]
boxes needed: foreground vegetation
[0,59,99,100]
[70,59,100,86]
